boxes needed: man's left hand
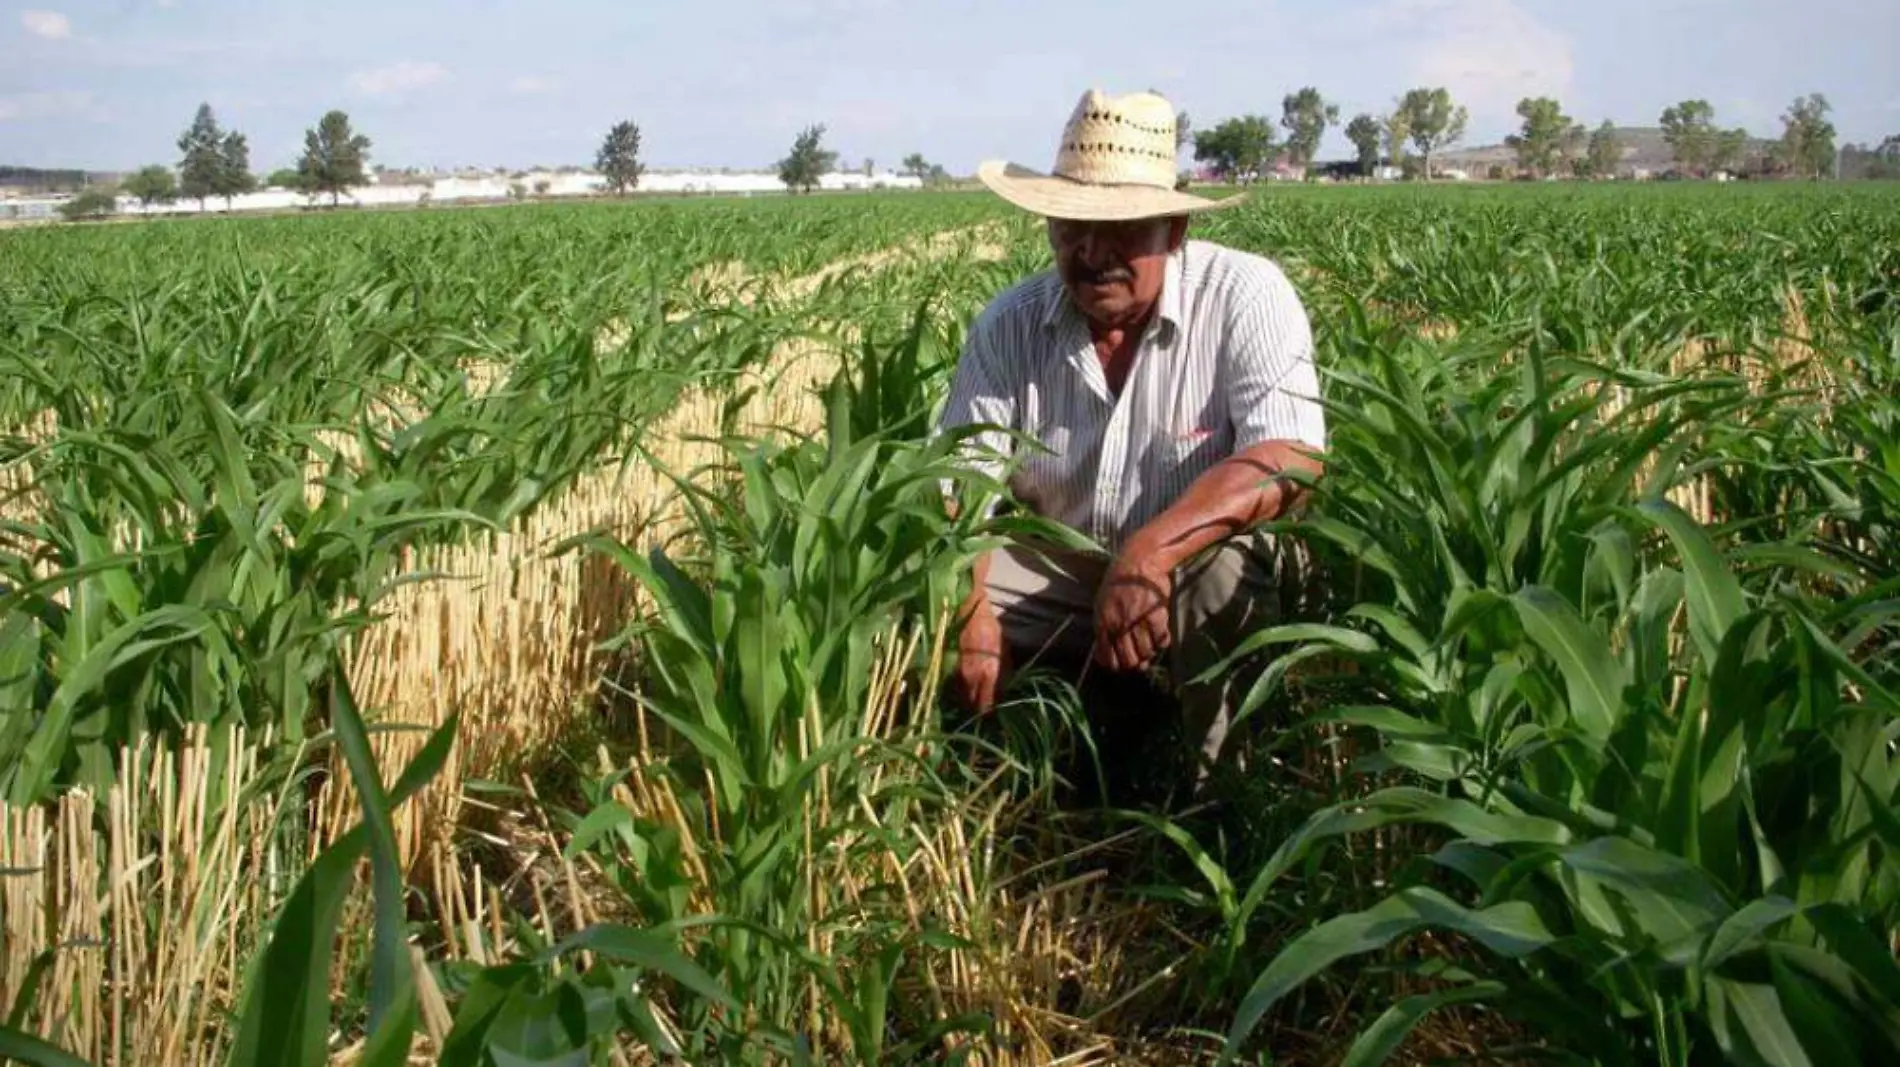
[1093,554,1173,672]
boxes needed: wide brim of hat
[977,161,1246,221]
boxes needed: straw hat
[978,89,1243,221]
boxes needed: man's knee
[984,542,1102,665]
[1173,533,1289,642]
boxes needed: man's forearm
[957,548,996,622]
[1120,440,1322,574]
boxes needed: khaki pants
[982,531,1308,782]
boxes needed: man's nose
[1075,228,1110,264]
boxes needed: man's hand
[1093,554,1173,672]
[953,600,1010,715]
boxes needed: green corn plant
[1188,295,1900,1065]
[4,176,1895,1067]
[0,395,497,802]
[427,924,744,1066]
[1127,304,1739,998]
[554,304,1092,1061]
[1215,502,1899,1067]
[213,674,744,1067]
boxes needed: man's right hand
[953,601,1009,715]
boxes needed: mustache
[1070,264,1133,285]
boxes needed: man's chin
[1069,286,1134,322]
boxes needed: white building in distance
[0,167,927,221]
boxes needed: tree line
[1185,86,1459,183]
[46,88,1897,222]
[53,104,950,221]
[595,119,948,195]
[1188,87,1884,183]
[76,103,374,220]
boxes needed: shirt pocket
[1038,424,1071,459]
[1157,422,1225,484]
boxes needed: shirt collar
[1041,243,1187,342]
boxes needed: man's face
[1048,215,1187,328]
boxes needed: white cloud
[509,75,557,95]
[1360,0,1575,125]
[348,60,449,96]
[0,90,100,122]
[21,10,73,39]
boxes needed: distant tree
[1840,137,1900,180]
[1744,143,1796,181]
[533,179,551,195]
[1192,115,1277,182]
[1874,135,1900,179]
[1345,113,1383,176]
[1505,97,1585,179]
[176,103,227,210]
[297,109,372,207]
[122,165,178,208]
[1710,127,1751,175]
[1382,109,1412,175]
[1398,88,1467,179]
[1778,93,1837,179]
[595,120,645,194]
[1279,88,1340,169]
[1581,121,1624,179]
[902,153,951,187]
[266,167,307,191]
[1660,99,1718,176]
[777,124,838,193]
[216,131,254,208]
[58,187,118,222]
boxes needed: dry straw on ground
[0,724,303,1067]
[335,225,1041,1064]
[2,226,1008,1062]
[315,222,1011,929]
[1,409,57,565]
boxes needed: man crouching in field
[938,89,1327,791]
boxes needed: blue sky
[4,0,1896,173]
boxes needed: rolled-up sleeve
[1226,262,1326,453]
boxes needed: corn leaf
[0,1026,93,1067]
[1512,584,1627,745]
[1708,978,1814,1067]
[1635,498,1745,668]
[1220,887,1552,1064]
[1339,981,1508,1067]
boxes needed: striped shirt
[936,238,1325,554]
